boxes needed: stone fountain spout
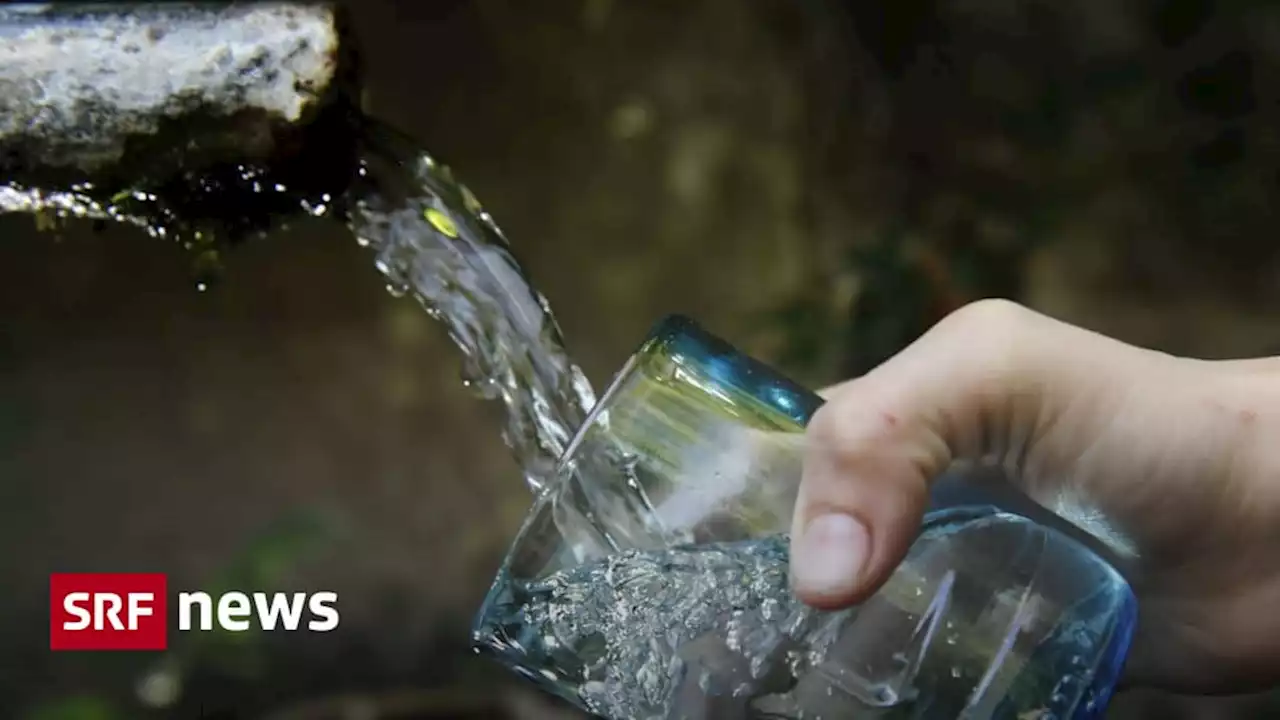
[0,1,365,239]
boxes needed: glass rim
[555,314,822,477]
[644,315,824,425]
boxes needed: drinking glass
[473,315,1136,720]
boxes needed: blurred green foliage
[24,698,122,720]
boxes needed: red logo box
[50,573,168,651]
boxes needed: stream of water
[344,123,597,494]
[0,120,598,494]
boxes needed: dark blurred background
[5,0,1280,717]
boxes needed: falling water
[1,119,598,494]
[343,123,598,494]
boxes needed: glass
[473,315,1136,720]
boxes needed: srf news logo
[50,573,339,651]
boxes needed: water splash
[479,536,829,720]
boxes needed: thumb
[789,299,1145,609]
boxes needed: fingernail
[792,513,870,602]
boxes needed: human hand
[788,299,1280,693]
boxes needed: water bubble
[760,597,779,621]
[697,670,712,692]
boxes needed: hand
[788,299,1280,693]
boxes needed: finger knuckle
[926,301,1044,422]
[942,298,1031,336]
[942,298,1032,363]
[807,399,849,447]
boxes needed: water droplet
[190,248,223,291]
[461,184,483,214]
[424,206,459,238]
[462,376,499,400]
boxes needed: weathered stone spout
[0,2,364,240]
